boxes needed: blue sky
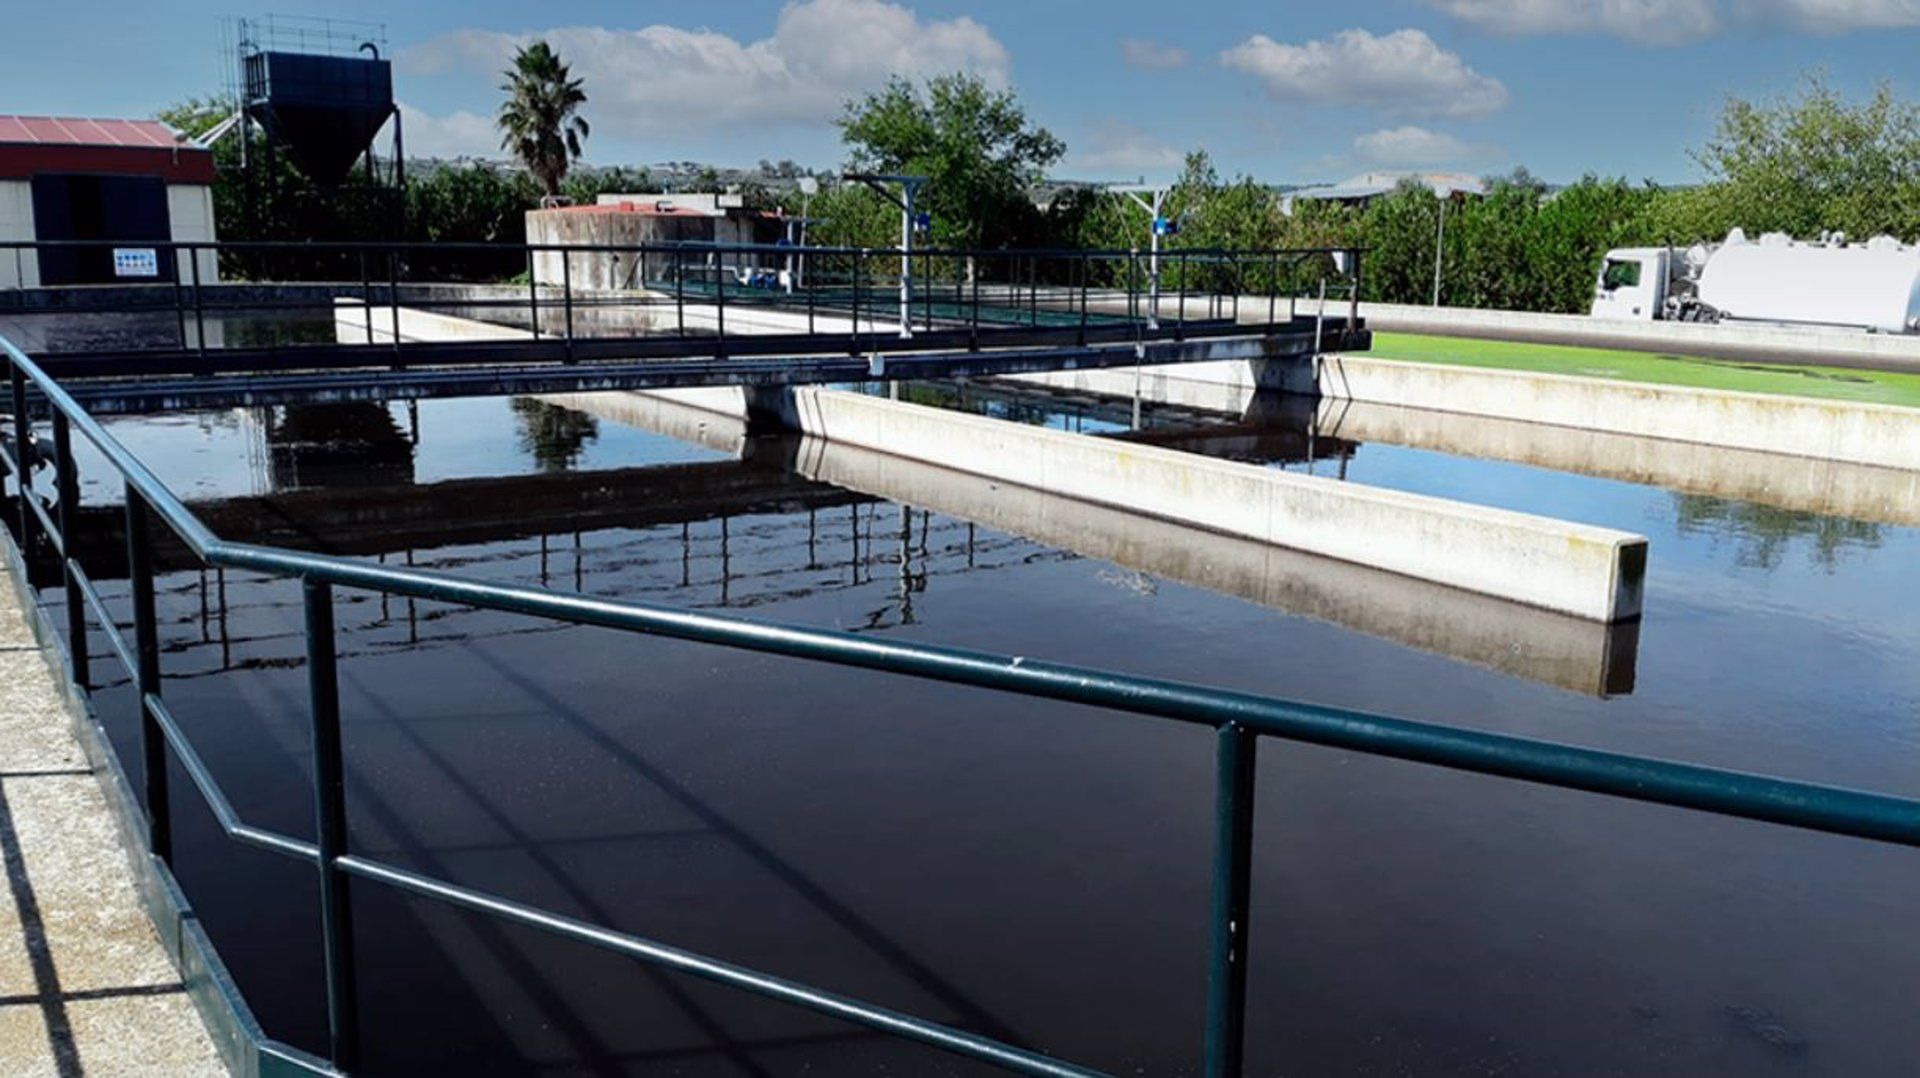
[7,1,1920,184]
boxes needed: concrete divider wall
[1016,351,1920,473]
[1004,363,1268,413]
[345,301,1647,621]
[1308,353,1920,472]
[782,390,1644,621]
[795,433,1639,694]
[1313,397,1920,528]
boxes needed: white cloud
[400,0,1012,138]
[1350,126,1496,167]
[1120,39,1191,70]
[1426,0,1920,42]
[1065,122,1184,175]
[393,103,498,160]
[1219,29,1509,119]
[1749,0,1920,31]
[1425,0,1719,44]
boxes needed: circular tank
[1697,235,1920,333]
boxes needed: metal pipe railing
[0,239,1366,368]
[11,325,1910,1078]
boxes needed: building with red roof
[1,115,220,289]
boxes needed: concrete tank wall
[1012,353,1920,473]
[779,389,1646,622]
[526,207,769,291]
[526,209,714,291]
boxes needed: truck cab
[1589,248,1670,321]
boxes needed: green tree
[405,164,541,279]
[156,96,232,142]
[498,41,590,198]
[838,73,1064,250]
[158,94,404,272]
[1687,73,1920,241]
[807,182,898,247]
[563,166,657,205]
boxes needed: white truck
[1591,229,1920,334]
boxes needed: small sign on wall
[112,248,160,278]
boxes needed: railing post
[715,254,728,360]
[304,580,361,1071]
[52,412,89,690]
[675,250,687,338]
[1027,255,1038,327]
[359,250,375,345]
[526,248,540,340]
[1204,722,1256,1078]
[125,492,171,864]
[186,248,207,361]
[850,251,864,357]
[1348,248,1362,335]
[1268,251,1279,329]
[9,367,35,555]
[1128,249,1139,326]
[1078,253,1089,347]
[968,257,980,352]
[172,243,190,350]
[561,249,576,363]
[806,253,817,336]
[386,251,402,360]
[1176,251,1189,341]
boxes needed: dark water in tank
[11,387,1920,1076]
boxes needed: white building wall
[0,179,37,289]
[167,183,219,283]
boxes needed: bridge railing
[6,331,1918,1076]
[0,239,1365,359]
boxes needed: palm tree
[497,41,589,199]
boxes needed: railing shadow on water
[6,329,1920,1076]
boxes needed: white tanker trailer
[1590,229,1920,334]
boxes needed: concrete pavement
[0,565,224,1077]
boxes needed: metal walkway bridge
[3,239,1367,415]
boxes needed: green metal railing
[5,332,1920,1076]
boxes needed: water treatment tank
[1697,231,1920,333]
[243,51,394,186]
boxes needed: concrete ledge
[1307,396,1920,528]
[1002,362,1280,413]
[796,433,1639,694]
[557,381,1644,620]
[1306,353,1920,472]
[1017,352,1920,473]
[0,541,327,1078]
[547,389,1637,691]
[335,299,527,343]
[783,390,1644,621]
[335,295,878,343]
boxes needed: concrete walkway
[0,564,224,1076]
